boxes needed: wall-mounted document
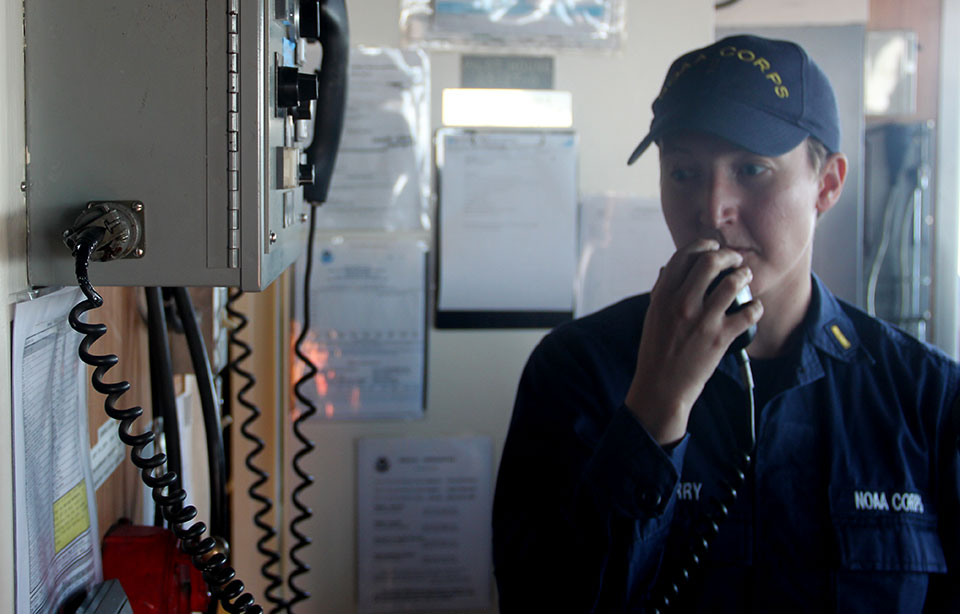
[316,47,431,231]
[357,436,493,613]
[13,288,101,613]
[436,128,578,328]
[576,194,676,317]
[293,235,428,420]
[400,0,626,51]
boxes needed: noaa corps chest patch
[852,490,925,514]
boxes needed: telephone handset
[302,0,349,206]
[650,269,758,613]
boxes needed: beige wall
[716,0,869,26]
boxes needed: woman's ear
[816,153,848,216]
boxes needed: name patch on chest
[676,482,702,501]
[853,490,924,513]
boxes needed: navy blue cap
[628,35,840,164]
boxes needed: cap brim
[627,134,655,165]
[627,97,810,165]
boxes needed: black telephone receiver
[707,268,757,355]
[302,0,349,206]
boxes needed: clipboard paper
[435,129,577,329]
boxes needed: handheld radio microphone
[707,268,757,354]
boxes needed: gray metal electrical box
[24,0,318,290]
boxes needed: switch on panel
[277,147,314,189]
[279,147,301,189]
[300,0,321,41]
[277,66,319,114]
[298,164,314,185]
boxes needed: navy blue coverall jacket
[492,276,960,612]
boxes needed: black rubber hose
[147,311,165,527]
[170,287,229,542]
[145,286,183,524]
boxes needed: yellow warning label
[830,324,852,350]
[53,481,90,553]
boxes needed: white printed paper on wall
[576,193,676,317]
[437,129,578,314]
[293,235,428,420]
[315,47,431,231]
[357,436,493,613]
[13,288,102,614]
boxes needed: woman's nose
[700,172,740,229]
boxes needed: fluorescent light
[441,88,573,128]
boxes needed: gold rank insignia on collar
[830,324,852,351]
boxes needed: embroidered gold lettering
[658,47,790,100]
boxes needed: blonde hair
[806,137,829,174]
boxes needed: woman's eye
[740,163,768,177]
[670,168,695,182]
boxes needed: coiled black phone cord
[227,288,288,612]
[287,205,320,612]
[649,350,756,613]
[68,227,264,614]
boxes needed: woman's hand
[624,238,763,445]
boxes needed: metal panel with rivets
[24,0,315,290]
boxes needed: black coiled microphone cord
[68,228,263,614]
[650,450,752,613]
[227,288,287,612]
[649,349,756,614]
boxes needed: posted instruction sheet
[294,236,428,420]
[357,436,493,612]
[437,129,577,314]
[13,288,101,613]
[576,194,675,317]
